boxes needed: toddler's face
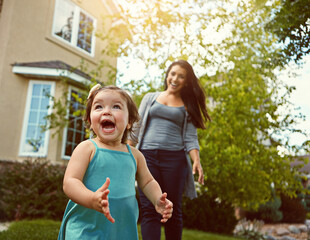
[90,90,129,144]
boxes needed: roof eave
[12,65,90,84]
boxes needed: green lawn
[0,219,241,240]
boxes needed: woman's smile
[166,65,187,94]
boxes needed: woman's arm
[184,120,204,185]
[188,148,204,185]
[128,93,153,146]
[184,121,199,151]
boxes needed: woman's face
[166,65,187,95]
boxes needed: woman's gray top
[140,101,185,151]
[130,92,199,199]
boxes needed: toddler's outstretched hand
[155,193,173,223]
[94,177,115,223]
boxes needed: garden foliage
[245,195,283,223]
[244,193,307,224]
[234,219,267,240]
[0,160,67,221]
[182,187,238,235]
[280,193,307,223]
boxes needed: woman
[128,60,211,240]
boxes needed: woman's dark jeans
[138,149,188,240]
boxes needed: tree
[106,0,309,208]
[266,0,310,64]
[194,0,309,208]
[47,0,309,208]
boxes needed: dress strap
[89,139,98,149]
[126,144,137,170]
[126,144,132,154]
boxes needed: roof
[12,60,92,84]
[291,155,310,176]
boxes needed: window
[19,81,55,157]
[62,87,87,159]
[52,0,96,55]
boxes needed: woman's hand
[192,161,204,185]
[189,149,205,185]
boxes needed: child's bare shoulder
[129,146,144,160]
[72,140,96,158]
[76,139,95,149]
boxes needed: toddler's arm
[140,180,173,223]
[132,147,173,222]
[63,140,114,223]
[155,192,173,223]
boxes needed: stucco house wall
[0,0,122,163]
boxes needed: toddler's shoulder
[69,140,96,163]
[129,146,144,159]
[74,139,96,154]
[78,139,94,147]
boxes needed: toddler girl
[58,85,173,240]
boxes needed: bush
[182,188,237,235]
[245,196,283,223]
[0,206,8,221]
[0,159,68,221]
[300,185,310,212]
[280,193,307,223]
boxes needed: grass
[0,219,61,240]
[0,219,241,240]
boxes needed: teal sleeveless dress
[58,139,139,240]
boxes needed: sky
[279,55,310,148]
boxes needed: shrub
[300,185,310,212]
[302,196,310,212]
[0,159,68,221]
[0,206,8,221]
[245,196,283,223]
[280,193,307,223]
[182,188,238,235]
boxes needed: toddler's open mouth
[101,120,115,132]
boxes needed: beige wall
[0,0,118,163]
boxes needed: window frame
[52,0,97,56]
[19,80,55,157]
[61,86,87,160]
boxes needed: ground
[262,223,307,240]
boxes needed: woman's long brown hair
[164,60,211,129]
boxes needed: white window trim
[61,86,86,160]
[52,0,97,57]
[19,80,55,157]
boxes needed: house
[291,155,310,186]
[0,0,125,164]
